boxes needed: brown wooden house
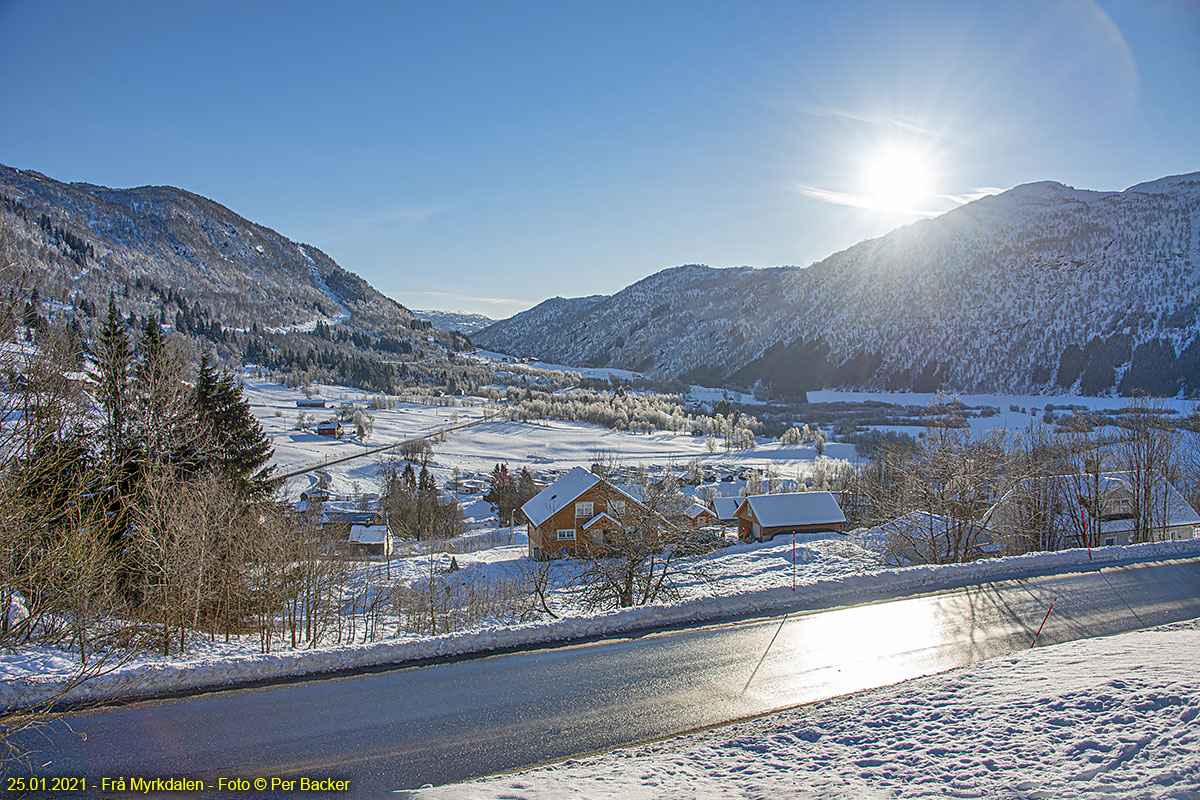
[522,466,650,560]
[734,492,846,543]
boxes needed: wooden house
[316,420,344,438]
[297,398,327,408]
[734,492,846,543]
[522,466,651,560]
[683,502,718,530]
[711,496,741,524]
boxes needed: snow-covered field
[809,388,1198,438]
[418,618,1200,799]
[244,377,854,502]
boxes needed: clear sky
[1,1,1197,318]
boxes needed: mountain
[0,163,417,338]
[412,309,495,335]
[475,173,1200,397]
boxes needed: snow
[712,496,741,521]
[740,491,846,528]
[522,466,602,526]
[808,389,1197,439]
[472,349,645,382]
[4,536,1198,711]
[262,245,352,334]
[417,618,1200,799]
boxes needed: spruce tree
[93,299,131,462]
[194,355,276,500]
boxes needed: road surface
[12,558,1200,797]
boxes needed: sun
[860,144,937,214]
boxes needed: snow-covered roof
[685,502,716,520]
[582,512,619,531]
[522,466,601,527]
[712,497,741,521]
[522,467,648,527]
[737,492,845,528]
[348,525,388,544]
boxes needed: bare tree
[571,468,708,608]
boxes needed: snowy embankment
[7,539,1199,711]
[418,619,1200,799]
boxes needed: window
[557,529,576,541]
[1103,537,1115,547]
[609,500,625,516]
[575,501,593,518]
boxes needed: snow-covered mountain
[476,173,1200,397]
[412,309,495,335]
[0,163,417,337]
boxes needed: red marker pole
[792,531,796,591]
[1031,596,1058,648]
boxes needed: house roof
[522,466,601,527]
[582,512,620,531]
[712,496,741,521]
[685,502,716,519]
[348,525,388,544]
[736,492,845,528]
[522,466,647,527]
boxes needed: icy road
[18,558,1200,796]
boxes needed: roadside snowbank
[418,619,1200,799]
[6,539,1199,710]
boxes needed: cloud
[941,187,1006,205]
[792,183,945,217]
[799,105,958,140]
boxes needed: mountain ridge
[476,172,1200,397]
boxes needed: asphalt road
[12,559,1200,797]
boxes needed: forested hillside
[477,173,1200,398]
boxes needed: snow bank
[418,619,1200,798]
[7,538,1198,711]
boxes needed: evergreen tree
[133,318,195,471]
[485,463,519,523]
[93,299,131,462]
[516,467,540,522]
[194,355,277,500]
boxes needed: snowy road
[19,559,1200,796]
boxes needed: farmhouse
[734,491,846,543]
[522,466,648,560]
[683,502,718,529]
[316,420,344,438]
[297,398,327,408]
[345,524,393,557]
[712,496,741,524]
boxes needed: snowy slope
[412,309,495,335]
[477,173,1200,396]
[420,619,1200,799]
[0,162,417,336]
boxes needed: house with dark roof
[734,492,846,543]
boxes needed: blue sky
[1,1,1197,317]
